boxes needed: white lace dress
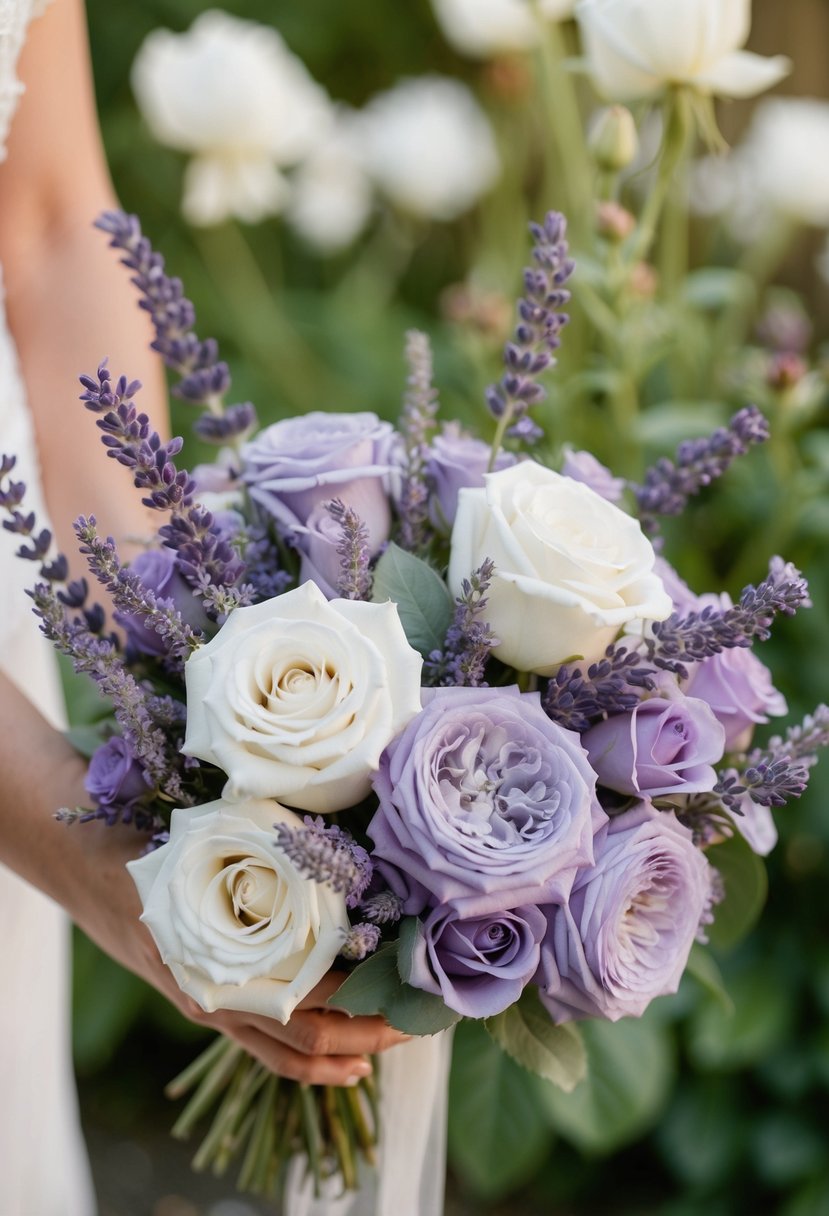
[0,2,95,1212]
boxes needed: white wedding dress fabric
[0,2,95,1212]
[0,6,450,1214]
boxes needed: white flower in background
[128,799,350,1022]
[286,109,373,253]
[183,581,423,812]
[431,0,576,59]
[737,98,829,228]
[575,0,789,102]
[131,10,332,225]
[359,77,500,221]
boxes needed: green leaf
[687,959,793,1071]
[448,1020,554,1201]
[706,830,768,952]
[485,988,586,1092]
[683,944,735,1014]
[330,940,462,1035]
[64,723,113,759]
[371,543,453,658]
[536,1010,674,1154]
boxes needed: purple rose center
[434,722,565,847]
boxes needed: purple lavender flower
[110,546,210,657]
[297,499,371,601]
[397,329,439,552]
[403,903,547,1018]
[273,816,373,909]
[85,737,153,814]
[681,593,787,750]
[424,424,515,530]
[486,211,574,447]
[539,802,713,1022]
[341,923,382,961]
[582,681,725,799]
[424,559,498,688]
[633,405,770,530]
[369,685,605,915]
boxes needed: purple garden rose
[560,447,625,503]
[403,902,547,1018]
[582,682,725,798]
[85,737,152,811]
[242,410,395,540]
[425,423,515,529]
[117,547,210,657]
[369,686,605,914]
[539,801,712,1022]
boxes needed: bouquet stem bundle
[167,1036,378,1197]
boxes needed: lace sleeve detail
[0,0,54,162]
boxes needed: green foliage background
[73,2,829,1212]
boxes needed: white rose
[131,10,332,225]
[358,77,500,221]
[183,581,423,812]
[431,0,576,59]
[448,461,671,675]
[128,799,350,1022]
[575,0,789,102]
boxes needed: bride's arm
[0,0,166,559]
[0,673,405,1084]
[0,1,407,1083]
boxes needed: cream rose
[448,461,671,675]
[575,0,789,102]
[182,581,423,812]
[128,799,350,1022]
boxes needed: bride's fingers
[244,1007,410,1058]
[225,1022,374,1086]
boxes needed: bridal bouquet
[1,206,826,1200]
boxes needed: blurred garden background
[74,1,829,1212]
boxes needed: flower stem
[170,1040,243,1139]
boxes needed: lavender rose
[117,547,210,656]
[425,423,515,529]
[369,685,605,913]
[403,902,547,1018]
[583,682,725,798]
[539,801,713,1022]
[242,412,395,590]
[85,737,152,811]
[560,447,624,503]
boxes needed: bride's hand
[59,758,409,1087]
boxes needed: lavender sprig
[398,330,439,552]
[29,580,189,810]
[158,505,246,608]
[715,759,810,812]
[542,645,656,732]
[359,891,403,926]
[340,923,382,962]
[486,211,574,458]
[79,363,195,511]
[760,705,829,769]
[643,557,810,679]
[95,211,257,441]
[425,559,498,687]
[73,516,202,662]
[274,817,373,909]
[633,405,770,532]
[326,499,372,601]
